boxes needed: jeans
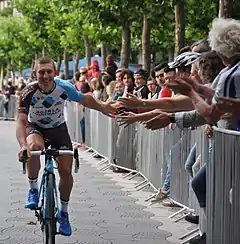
[162,154,171,192]
[191,164,206,208]
[80,117,85,143]
[185,143,196,178]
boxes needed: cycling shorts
[26,122,73,150]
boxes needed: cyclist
[16,57,117,236]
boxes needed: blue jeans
[80,117,85,143]
[185,144,196,177]
[191,164,206,208]
[162,160,171,192]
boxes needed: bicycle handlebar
[30,150,74,156]
[20,148,80,174]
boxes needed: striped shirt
[212,61,240,130]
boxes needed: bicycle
[21,142,80,244]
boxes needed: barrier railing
[3,98,237,244]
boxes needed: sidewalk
[0,121,195,244]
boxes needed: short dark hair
[178,45,191,55]
[74,71,80,81]
[134,68,148,80]
[154,63,168,72]
[102,74,113,86]
[191,39,210,53]
[80,82,91,93]
[34,56,56,71]
[120,69,134,81]
[163,66,175,73]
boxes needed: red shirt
[158,88,172,98]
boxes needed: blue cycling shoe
[58,211,72,236]
[25,189,39,209]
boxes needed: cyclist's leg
[50,123,73,236]
[25,123,44,209]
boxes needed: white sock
[29,178,38,189]
[60,199,69,213]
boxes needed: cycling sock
[28,178,38,189]
[60,199,69,213]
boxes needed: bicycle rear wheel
[43,174,56,244]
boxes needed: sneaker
[25,189,39,209]
[152,188,169,202]
[185,214,199,224]
[189,233,206,244]
[58,211,72,236]
[161,199,179,207]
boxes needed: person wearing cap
[133,68,149,99]
[89,60,101,79]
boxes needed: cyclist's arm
[16,112,28,147]
[55,78,106,113]
[80,94,106,112]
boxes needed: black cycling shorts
[26,122,73,150]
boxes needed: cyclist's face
[36,62,56,84]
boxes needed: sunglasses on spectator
[80,71,87,74]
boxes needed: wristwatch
[142,101,147,107]
[169,113,176,123]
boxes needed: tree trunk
[101,43,107,69]
[174,0,185,56]
[142,15,152,74]
[63,49,69,79]
[74,53,80,74]
[42,46,46,57]
[10,59,15,85]
[32,52,38,70]
[168,48,174,62]
[84,35,92,67]
[120,20,131,68]
[56,54,62,75]
[219,0,233,18]
[0,64,4,89]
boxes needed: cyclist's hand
[18,145,29,162]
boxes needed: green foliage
[2,0,237,73]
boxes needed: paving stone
[0,121,194,244]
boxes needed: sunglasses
[80,71,87,75]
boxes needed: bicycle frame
[38,155,59,225]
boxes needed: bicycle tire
[43,174,56,244]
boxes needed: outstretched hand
[101,101,119,117]
[116,111,137,127]
[118,93,142,108]
[165,74,200,96]
[144,112,171,130]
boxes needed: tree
[219,0,232,18]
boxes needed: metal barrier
[65,102,240,244]
[206,127,240,244]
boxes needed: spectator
[154,63,172,98]
[89,60,101,78]
[133,68,149,99]
[147,79,160,100]
[113,81,125,101]
[115,68,124,83]
[120,69,135,95]
[106,81,117,101]
[89,78,104,99]
[79,67,88,83]
[106,55,118,79]
[3,80,16,120]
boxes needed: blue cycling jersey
[18,78,84,129]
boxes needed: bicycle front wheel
[43,174,56,244]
